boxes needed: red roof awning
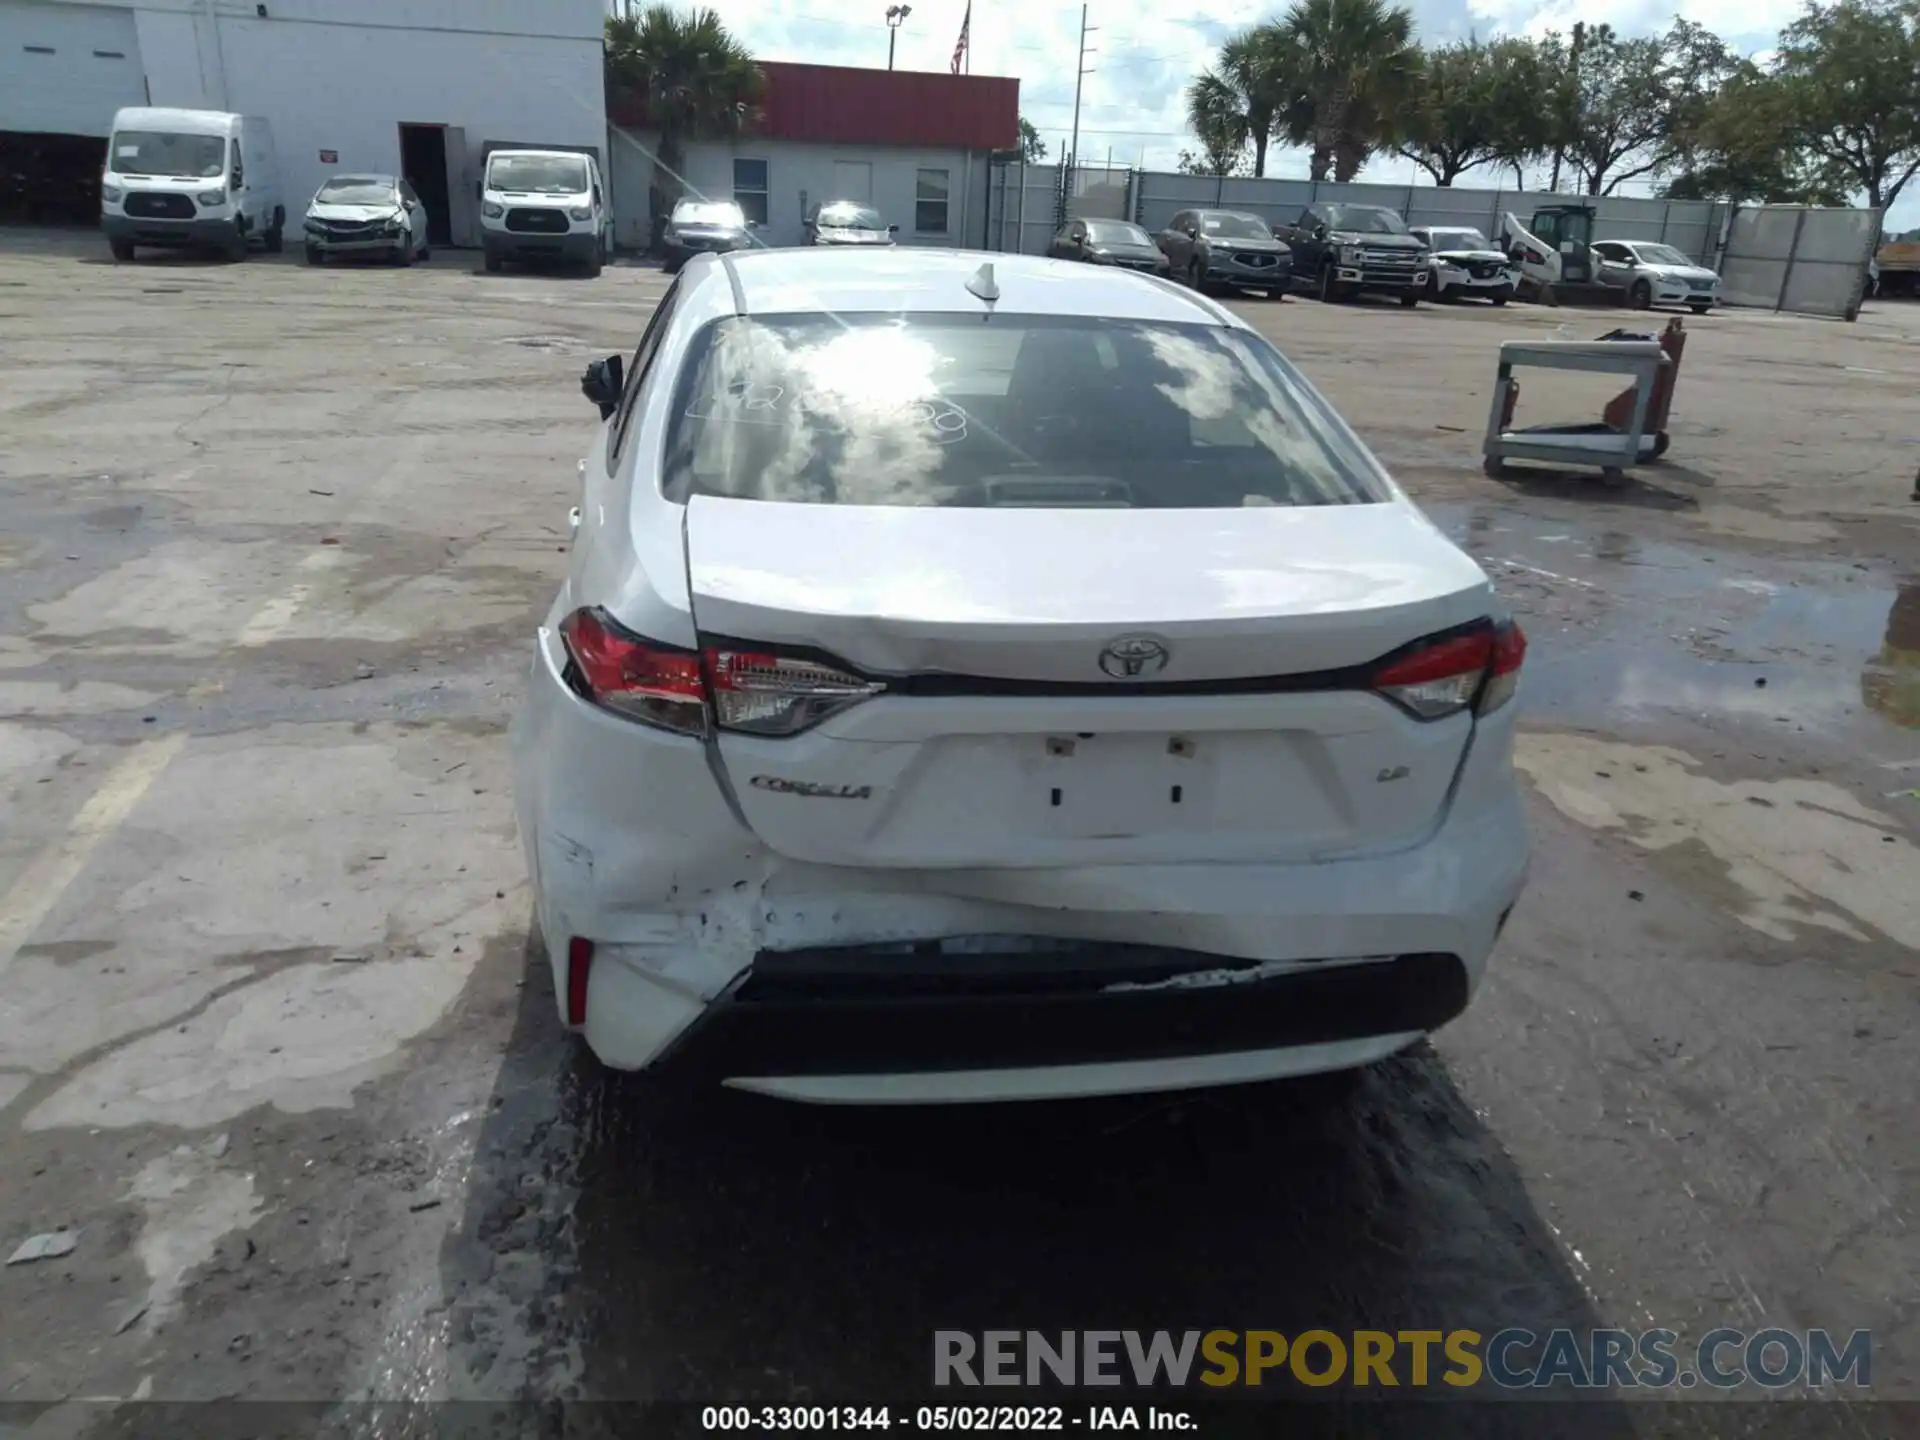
[610,60,1019,152]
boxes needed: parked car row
[101,104,618,274]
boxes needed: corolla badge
[750,775,873,800]
[1098,635,1171,679]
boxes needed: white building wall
[611,131,996,253]
[12,0,605,238]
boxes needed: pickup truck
[1274,202,1429,306]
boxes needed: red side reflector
[566,936,594,1027]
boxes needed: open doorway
[398,124,451,247]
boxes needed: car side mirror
[888,223,899,234]
[581,355,623,420]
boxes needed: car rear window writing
[658,314,1391,509]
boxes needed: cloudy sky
[675,0,1915,228]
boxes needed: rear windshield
[660,314,1389,509]
[817,204,883,229]
[1086,220,1152,245]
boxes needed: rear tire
[109,238,135,262]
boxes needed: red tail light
[558,608,884,737]
[558,607,708,736]
[1371,620,1525,720]
[1478,619,1526,715]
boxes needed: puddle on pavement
[1424,502,1919,742]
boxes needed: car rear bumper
[102,214,236,248]
[512,627,1529,1100]
[664,240,745,265]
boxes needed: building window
[733,158,769,226]
[915,169,950,234]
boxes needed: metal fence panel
[1781,207,1879,317]
[988,162,1066,256]
[1720,204,1879,317]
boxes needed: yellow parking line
[0,733,187,977]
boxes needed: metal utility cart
[1481,331,1672,486]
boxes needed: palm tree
[1186,26,1303,179]
[1275,0,1420,182]
[605,5,762,250]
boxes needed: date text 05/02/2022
[701,1405,1194,1431]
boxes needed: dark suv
[1276,204,1429,305]
[1156,209,1292,297]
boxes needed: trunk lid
[682,497,1493,868]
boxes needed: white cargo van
[478,149,610,275]
[101,108,284,262]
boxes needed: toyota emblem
[1098,635,1170,678]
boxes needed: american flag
[951,1,970,74]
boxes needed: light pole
[885,5,911,70]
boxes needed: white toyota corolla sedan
[510,247,1529,1104]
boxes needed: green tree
[1550,19,1740,196]
[1275,0,1422,182]
[1661,61,1853,203]
[1018,118,1048,163]
[1559,26,1667,194]
[1177,140,1250,176]
[992,118,1049,165]
[1186,27,1298,178]
[1481,36,1561,188]
[1395,38,1504,185]
[604,5,762,249]
[1770,0,1920,210]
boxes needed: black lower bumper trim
[662,949,1469,1079]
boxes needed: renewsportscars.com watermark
[934,1329,1872,1391]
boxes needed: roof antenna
[965,262,999,303]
